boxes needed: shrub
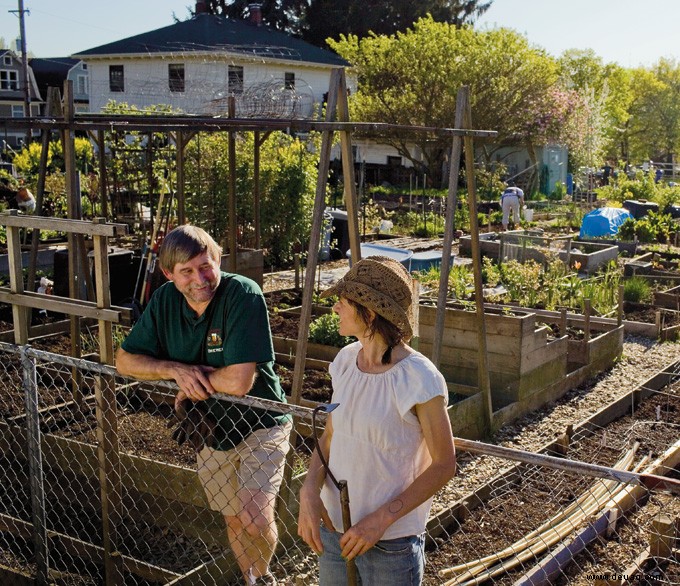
[308,313,354,348]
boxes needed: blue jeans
[319,525,425,585]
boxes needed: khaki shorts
[196,423,292,517]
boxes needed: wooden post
[63,80,85,408]
[650,512,675,558]
[565,237,572,269]
[97,129,108,219]
[584,298,591,344]
[560,308,568,338]
[254,131,261,250]
[280,68,345,540]
[92,220,124,584]
[432,88,465,369]
[461,86,494,434]
[336,72,361,263]
[27,86,62,293]
[294,253,300,291]
[7,212,29,344]
[227,97,238,272]
[175,130,186,226]
[617,284,624,326]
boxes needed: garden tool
[312,403,358,586]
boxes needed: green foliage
[617,211,677,243]
[623,277,652,303]
[328,18,559,185]
[596,170,660,204]
[422,255,622,315]
[476,165,507,200]
[549,182,567,201]
[616,217,636,241]
[184,131,318,266]
[308,312,354,348]
[11,137,94,178]
[0,169,19,191]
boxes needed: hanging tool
[138,179,169,305]
[312,403,358,586]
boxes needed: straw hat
[320,256,415,337]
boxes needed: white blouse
[320,341,448,540]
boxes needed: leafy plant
[623,277,652,303]
[308,313,354,348]
[549,181,567,201]
[617,211,677,243]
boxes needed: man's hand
[169,398,217,451]
[170,364,216,402]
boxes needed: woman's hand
[298,486,335,555]
[339,509,390,560]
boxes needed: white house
[71,3,351,118]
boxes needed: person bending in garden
[298,256,456,585]
[116,224,291,586]
[501,181,524,231]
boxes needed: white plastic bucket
[524,208,534,221]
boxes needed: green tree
[329,18,559,186]
[626,58,680,164]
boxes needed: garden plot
[459,230,619,273]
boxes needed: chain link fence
[1,341,679,585]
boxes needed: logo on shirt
[207,329,223,353]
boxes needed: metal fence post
[20,345,49,584]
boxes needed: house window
[169,64,185,93]
[12,105,24,117]
[284,72,295,90]
[76,74,88,95]
[228,65,243,94]
[3,55,12,66]
[0,70,19,90]
[109,65,124,92]
[81,63,88,71]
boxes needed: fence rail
[1,342,679,585]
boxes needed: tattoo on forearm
[388,499,404,514]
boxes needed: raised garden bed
[459,230,619,272]
[418,301,623,439]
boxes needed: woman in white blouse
[298,256,456,585]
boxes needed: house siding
[86,55,346,117]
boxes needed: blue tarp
[579,207,633,238]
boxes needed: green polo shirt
[121,272,289,450]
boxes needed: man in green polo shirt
[116,224,290,586]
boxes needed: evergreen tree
[193,0,493,46]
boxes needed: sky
[0,0,678,68]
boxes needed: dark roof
[72,13,347,67]
[30,57,80,75]
[29,58,81,100]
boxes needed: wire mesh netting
[0,342,678,585]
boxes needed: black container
[622,200,659,219]
[664,204,680,219]
[327,208,350,257]
[53,247,136,305]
